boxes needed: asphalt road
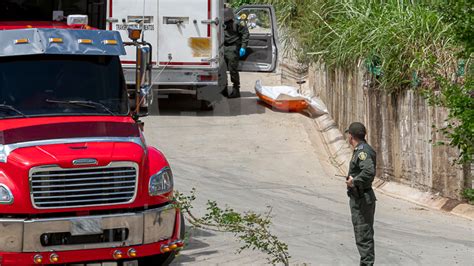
[143,73,473,265]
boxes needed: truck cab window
[238,9,272,34]
[0,0,107,29]
[0,55,128,118]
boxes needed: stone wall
[301,63,469,200]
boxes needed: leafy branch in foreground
[172,188,290,265]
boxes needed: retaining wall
[301,63,470,200]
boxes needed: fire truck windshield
[0,54,129,118]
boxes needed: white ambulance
[107,0,279,108]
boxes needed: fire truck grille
[30,162,138,209]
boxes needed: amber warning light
[128,26,142,41]
[49,38,63,43]
[103,40,118,45]
[14,38,29,44]
[78,39,93,44]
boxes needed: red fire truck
[0,14,184,266]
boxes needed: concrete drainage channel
[312,113,474,221]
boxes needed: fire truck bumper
[0,205,183,265]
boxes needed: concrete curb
[313,114,474,221]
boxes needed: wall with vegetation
[307,64,466,199]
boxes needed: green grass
[233,0,459,92]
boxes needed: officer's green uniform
[348,141,377,266]
[224,19,249,97]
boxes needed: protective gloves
[239,47,246,58]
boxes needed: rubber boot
[228,87,241,98]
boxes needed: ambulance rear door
[107,0,158,65]
[157,0,217,68]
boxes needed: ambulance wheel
[200,100,214,111]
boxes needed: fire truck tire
[137,213,185,265]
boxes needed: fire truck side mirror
[136,45,153,117]
[124,39,153,117]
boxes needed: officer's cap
[345,122,367,139]
[224,8,235,22]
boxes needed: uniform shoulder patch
[358,152,367,161]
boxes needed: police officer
[345,122,377,266]
[223,7,249,98]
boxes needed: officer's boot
[228,87,241,98]
[222,83,229,97]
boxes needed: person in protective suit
[223,7,249,98]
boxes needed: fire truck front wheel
[138,252,176,266]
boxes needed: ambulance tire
[137,214,185,265]
[200,100,214,111]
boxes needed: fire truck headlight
[149,167,173,196]
[0,184,14,204]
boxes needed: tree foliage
[430,0,473,163]
[462,188,474,204]
[438,0,474,58]
[427,77,474,163]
